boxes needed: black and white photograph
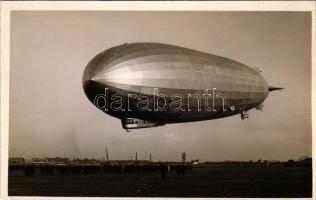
[1,1,315,199]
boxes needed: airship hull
[83,43,270,128]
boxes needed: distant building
[72,158,100,164]
[32,158,47,163]
[46,157,69,163]
[9,157,25,164]
[191,159,203,165]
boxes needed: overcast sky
[9,11,311,161]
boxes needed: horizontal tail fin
[269,86,284,92]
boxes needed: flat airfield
[9,164,312,197]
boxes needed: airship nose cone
[82,66,94,99]
[83,55,102,85]
[82,51,111,103]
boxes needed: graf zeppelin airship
[83,43,282,131]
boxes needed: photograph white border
[1,1,315,199]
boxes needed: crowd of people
[9,162,193,179]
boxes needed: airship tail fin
[269,86,284,92]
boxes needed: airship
[82,43,282,131]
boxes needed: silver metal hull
[83,43,270,126]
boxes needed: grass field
[9,165,312,197]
